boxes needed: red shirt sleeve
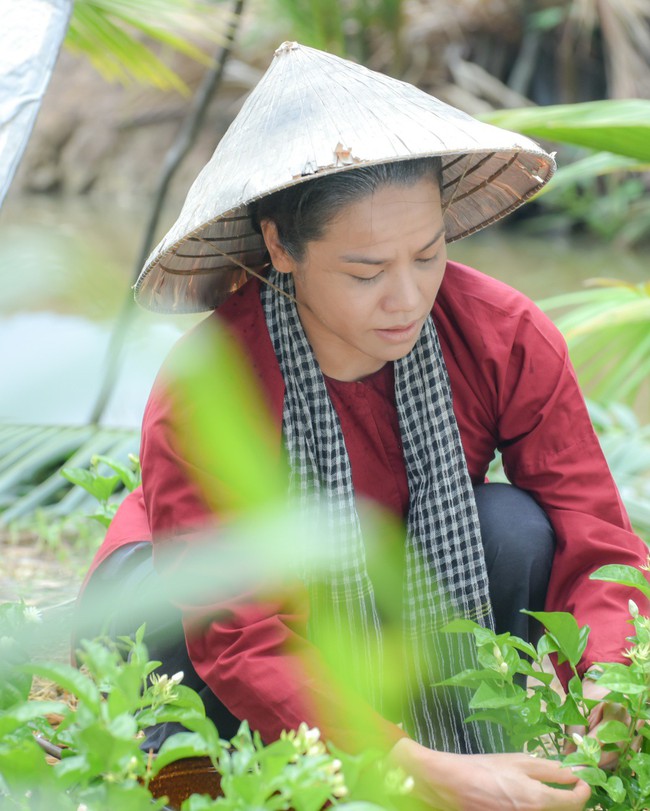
[496,306,648,676]
[437,262,649,684]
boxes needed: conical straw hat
[135,41,555,314]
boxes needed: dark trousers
[74,483,555,749]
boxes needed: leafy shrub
[440,563,650,810]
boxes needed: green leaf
[535,633,559,658]
[590,564,650,602]
[22,662,101,711]
[60,466,121,503]
[542,152,650,196]
[168,323,288,513]
[434,667,504,688]
[630,752,650,794]
[168,684,208,715]
[66,0,231,92]
[331,805,388,810]
[523,611,588,667]
[506,637,538,660]
[595,720,630,744]
[595,663,647,695]
[566,765,607,787]
[515,660,554,685]
[555,695,588,727]
[480,100,650,163]
[604,775,626,803]
[0,739,56,790]
[149,732,215,776]
[469,680,526,710]
[567,674,584,703]
[93,454,141,492]
[442,618,484,634]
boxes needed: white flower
[402,776,415,794]
[572,733,584,747]
[23,606,42,624]
[149,671,183,702]
[385,766,415,795]
[623,642,650,665]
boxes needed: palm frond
[67,0,233,91]
[540,153,650,197]
[538,280,650,406]
[0,425,139,526]
[480,100,650,163]
[587,400,650,540]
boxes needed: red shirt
[88,261,648,750]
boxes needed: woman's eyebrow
[339,226,445,265]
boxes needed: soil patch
[0,522,99,606]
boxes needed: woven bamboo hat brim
[135,41,556,314]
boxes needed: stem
[618,694,645,765]
[571,663,592,722]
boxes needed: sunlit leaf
[481,100,650,162]
[523,611,588,667]
[66,0,232,91]
[590,564,650,602]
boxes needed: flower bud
[629,599,640,619]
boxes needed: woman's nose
[382,267,421,313]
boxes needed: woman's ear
[259,220,296,275]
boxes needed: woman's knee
[474,482,555,575]
[474,483,555,639]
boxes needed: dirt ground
[0,525,98,608]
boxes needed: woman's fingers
[542,779,592,810]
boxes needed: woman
[77,43,647,809]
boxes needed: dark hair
[249,157,443,262]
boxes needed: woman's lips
[374,320,420,342]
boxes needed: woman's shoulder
[435,260,568,363]
[437,261,537,317]
[163,277,267,363]
[151,277,284,423]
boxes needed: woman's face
[261,178,447,381]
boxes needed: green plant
[439,562,650,810]
[480,100,650,245]
[0,619,220,810]
[0,605,411,810]
[61,453,141,528]
[66,0,233,92]
[537,282,650,409]
[587,401,650,540]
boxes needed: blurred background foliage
[0,0,649,590]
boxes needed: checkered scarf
[261,269,505,754]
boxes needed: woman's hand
[389,738,591,811]
[565,674,635,769]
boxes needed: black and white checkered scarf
[261,269,505,754]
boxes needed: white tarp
[0,0,72,206]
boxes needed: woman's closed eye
[350,272,382,283]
